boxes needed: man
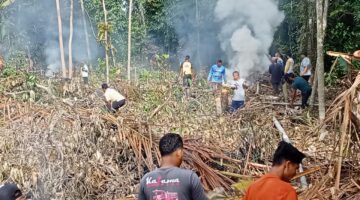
[102,83,126,113]
[285,74,312,109]
[208,60,226,94]
[244,141,305,200]
[138,133,208,200]
[81,63,89,85]
[0,55,4,72]
[284,54,294,75]
[269,57,284,95]
[0,183,25,200]
[179,55,194,98]
[275,52,284,67]
[229,71,248,112]
[300,53,311,81]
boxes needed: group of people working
[179,56,248,112]
[269,52,313,108]
[138,133,305,200]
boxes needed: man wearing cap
[0,183,25,200]
[101,83,126,113]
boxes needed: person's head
[301,52,308,59]
[272,141,306,182]
[233,71,240,80]
[0,183,25,200]
[101,83,109,92]
[159,133,184,167]
[275,52,281,58]
[284,73,295,84]
[271,57,278,64]
[217,59,223,67]
[185,55,190,61]
[286,53,292,59]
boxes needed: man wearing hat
[0,183,25,200]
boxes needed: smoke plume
[168,0,284,78]
[215,0,284,78]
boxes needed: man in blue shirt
[208,59,226,94]
[285,74,312,109]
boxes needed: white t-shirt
[300,57,311,76]
[82,64,89,77]
[229,79,246,101]
[104,88,125,102]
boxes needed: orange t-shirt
[244,174,298,200]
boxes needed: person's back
[245,174,297,200]
[182,61,192,76]
[139,167,206,200]
[292,77,311,94]
[269,63,284,84]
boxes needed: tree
[101,0,109,83]
[55,0,66,78]
[316,0,329,121]
[127,0,133,82]
[68,0,74,78]
[79,0,91,69]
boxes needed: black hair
[287,53,292,58]
[284,73,295,84]
[301,52,308,57]
[185,55,190,60]
[233,71,239,75]
[159,133,183,157]
[272,141,305,166]
[101,83,109,89]
[217,59,223,63]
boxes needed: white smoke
[215,0,284,78]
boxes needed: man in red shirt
[244,141,305,200]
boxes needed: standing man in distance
[283,54,295,101]
[208,59,226,94]
[179,55,195,98]
[300,53,312,81]
[269,57,284,95]
[81,62,89,85]
[138,133,208,200]
[229,71,248,112]
[244,141,305,200]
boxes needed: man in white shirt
[102,83,126,113]
[300,53,311,81]
[81,63,89,84]
[229,71,248,112]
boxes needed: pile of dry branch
[0,70,359,200]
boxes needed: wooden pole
[102,0,109,83]
[68,0,74,79]
[79,0,92,69]
[127,0,133,83]
[273,117,308,188]
[55,0,66,78]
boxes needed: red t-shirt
[244,174,298,200]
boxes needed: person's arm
[290,89,297,106]
[137,181,146,200]
[208,66,213,82]
[222,67,226,83]
[284,60,290,73]
[269,65,272,74]
[190,172,208,200]
[301,58,310,76]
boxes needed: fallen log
[273,116,308,188]
[263,102,319,106]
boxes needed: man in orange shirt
[244,141,305,200]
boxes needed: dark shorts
[183,74,192,87]
[112,99,126,110]
[301,75,311,82]
[83,77,89,84]
[231,100,244,112]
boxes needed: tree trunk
[79,0,92,70]
[55,0,66,78]
[68,0,74,79]
[316,0,329,121]
[309,66,317,105]
[195,0,201,67]
[127,0,133,83]
[102,0,109,83]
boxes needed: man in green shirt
[285,74,312,108]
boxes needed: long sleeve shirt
[269,63,284,84]
[208,65,226,83]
